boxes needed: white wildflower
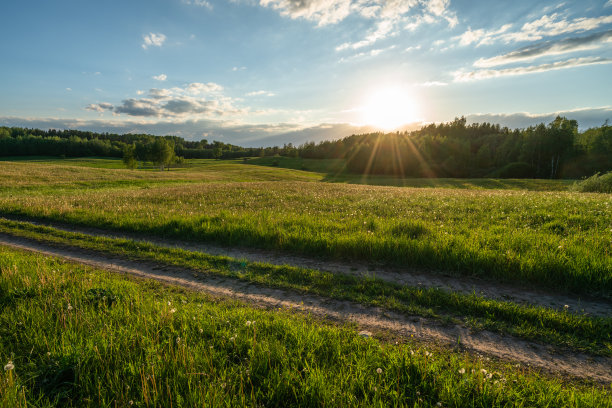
[458,368,465,374]
[376,367,382,374]
[4,361,14,371]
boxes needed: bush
[570,171,612,193]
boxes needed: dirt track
[1,216,610,318]
[1,233,611,384]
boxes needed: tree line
[1,116,610,178]
[296,117,611,179]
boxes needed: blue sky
[1,0,611,146]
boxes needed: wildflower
[176,337,181,344]
[229,336,235,341]
[564,304,570,310]
[67,303,73,311]
[199,328,204,333]
[245,321,252,327]
[4,361,14,371]
[129,401,134,406]
[170,308,177,313]
[458,368,465,374]
[167,301,171,306]
[437,403,443,407]
[182,300,187,304]
[373,386,378,392]
[376,367,382,374]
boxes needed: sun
[361,87,419,130]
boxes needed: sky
[1,0,611,146]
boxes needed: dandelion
[458,368,465,374]
[229,336,235,341]
[67,303,73,311]
[4,361,14,371]
[245,321,252,327]
[376,367,382,374]
[564,304,570,310]
[170,308,177,313]
[199,328,203,333]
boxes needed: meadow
[1,246,610,407]
[0,159,609,296]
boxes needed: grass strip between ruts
[0,218,610,357]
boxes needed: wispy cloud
[455,14,612,47]
[246,90,275,97]
[455,57,612,82]
[183,0,213,10]
[474,30,612,67]
[142,32,166,49]
[261,0,456,52]
[417,81,448,87]
[152,73,168,81]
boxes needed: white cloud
[85,103,114,113]
[455,14,612,47]
[247,90,276,97]
[454,24,512,46]
[418,81,448,86]
[454,57,612,81]
[474,30,612,67]
[84,82,239,119]
[607,0,612,7]
[152,74,167,81]
[183,0,213,10]
[65,88,72,91]
[142,32,167,49]
[261,0,455,52]
[232,66,246,71]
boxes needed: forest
[1,116,610,178]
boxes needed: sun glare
[361,87,419,130]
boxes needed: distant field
[1,246,609,407]
[0,159,609,295]
[247,156,574,190]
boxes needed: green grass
[0,163,609,296]
[1,218,610,357]
[1,246,610,407]
[246,156,573,191]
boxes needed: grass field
[2,218,609,356]
[0,159,609,296]
[1,246,610,407]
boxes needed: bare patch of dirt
[1,235,610,384]
[2,216,610,318]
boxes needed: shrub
[570,171,612,193]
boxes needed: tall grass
[1,178,609,296]
[571,172,612,193]
[1,246,609,407]
[1,219,610,356]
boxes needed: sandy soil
[1,234,610,384]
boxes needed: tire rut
[0,235,610,384]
